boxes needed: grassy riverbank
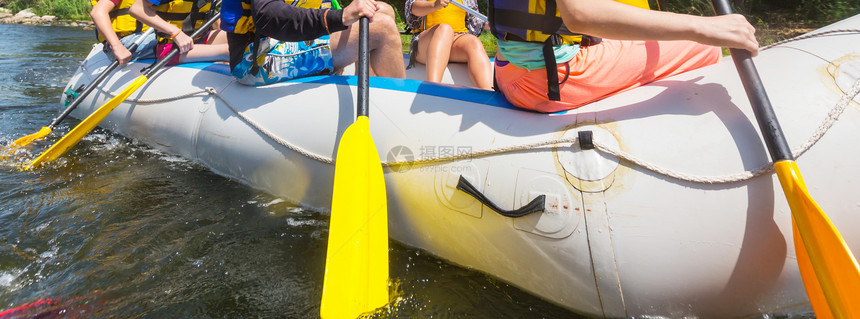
[3,0,90,21]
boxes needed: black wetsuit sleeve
[252,0,347,42]
[228,0,349,70]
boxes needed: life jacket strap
[155,11,190,21]
[249,32,262,76]
[108,8,129,19]
[183,0,203,35]
[542,40,560,101]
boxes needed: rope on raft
[760,29,860,51]
[85,31,860,185]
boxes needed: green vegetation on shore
[4,0,90,21]
[1,0,858,53]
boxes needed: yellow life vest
[490,0,650,45]
[91,0,149,42]
[153,0,213,40]
[417,0,468,34]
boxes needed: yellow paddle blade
[794,222,834,319]
[321,116,389,319]
[27,75,149,169]
[12,126,53,148]
[2,127,52,160]
[774,160,860,318]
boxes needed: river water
[0,24,580,318]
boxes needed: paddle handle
[357,17,369,118]
[51,27,156,129]
[711,0,792,162]
[142,11,222,78]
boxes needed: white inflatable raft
[59,15,860,318]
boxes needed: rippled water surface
[0,24,580,318]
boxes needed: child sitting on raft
[130,0,228,65]
[405,0,493,90]
[90,0,157,65]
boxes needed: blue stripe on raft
[166,61,533,112]
[174,62,233,75]
[296,75,520,110]
[135,59,233,76]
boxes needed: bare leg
[448,34,492,90]
[178,30,229,63]
[415,24,455,83]
[206,29,228,45]
[330,2,405,78]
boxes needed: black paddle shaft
[142,11,222,78]
[357,17,369,118]
[49,35,150,129]
[711,0,793,162]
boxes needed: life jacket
[152,0,214,41]
[91,0,149,42]
[413,0,468,34]
[221,0,333,34]
[488,0,651,100]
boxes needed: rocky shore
[0,7,93,29]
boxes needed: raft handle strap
[456,175,545,218]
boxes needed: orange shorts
[494,39,721,113]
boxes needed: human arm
[410,0,449,17]
[556,0,759,56]
[251,0,381,42]
[251,0,344,42]
[91,0,132,64]
[129,0,194,53]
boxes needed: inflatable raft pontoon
[58,15,860,318]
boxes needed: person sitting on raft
[489,0,759,113]
[220,0,405,86]
[90,0,157,65]
[405,0,492,90]
[129,0,228,65]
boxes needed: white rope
[382,137,579,167]
[604,76,860,184]
[761,29,860,51]
[80,32,860,185]
[89,75,860,184]
[210,89,336,165]
[211,76,860,184]
[593,141,772,184]
[793,75,860,158]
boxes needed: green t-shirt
[497,39,580,71]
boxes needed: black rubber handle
[711,0,793,162]
[456,175,545,218]
[357,17,369,118]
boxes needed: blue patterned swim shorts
[232,35,333,86]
